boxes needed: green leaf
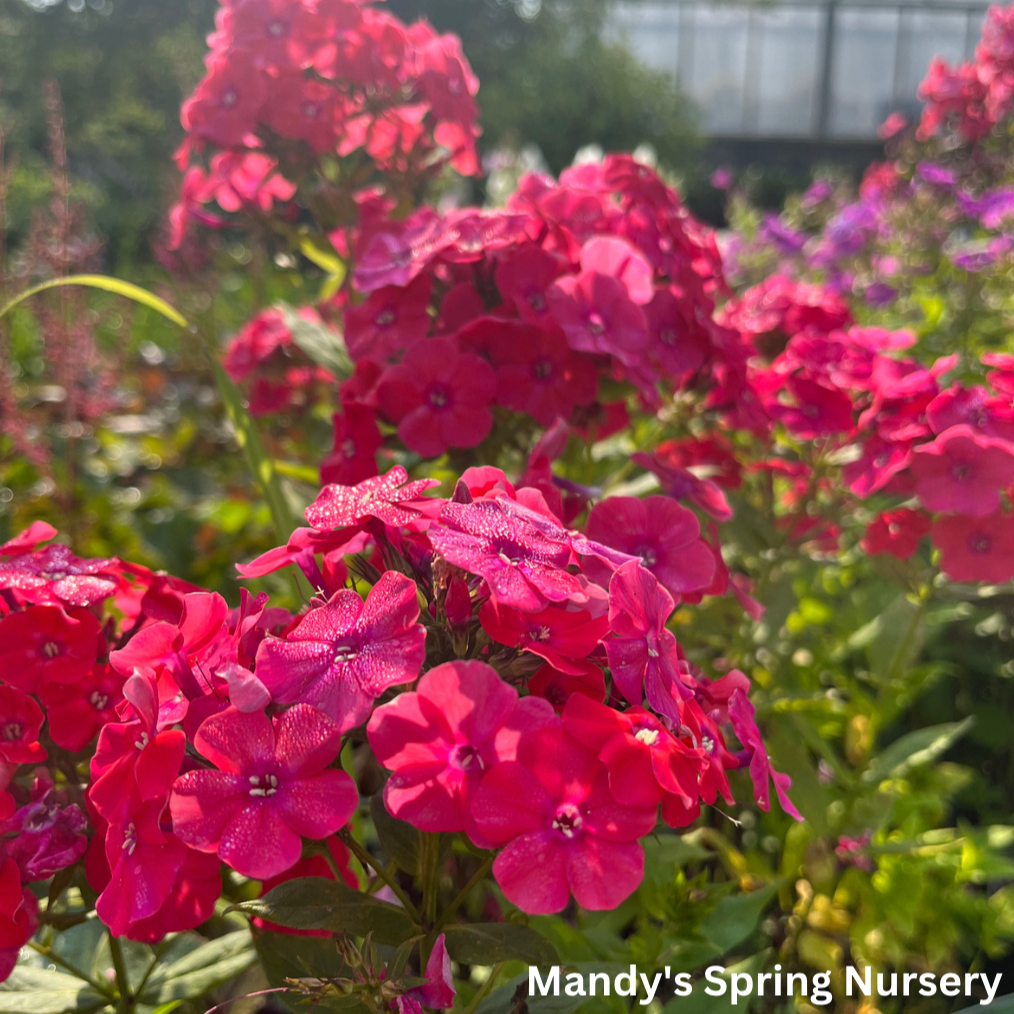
[370,793,420,875]
[862,717,974,784]
[278,305,352,380]
[0,968,106,1014]
[231,878,417,946]
[139,931,257,1006]
[211,361,300,549]
[864,594,926,682]
[252,931,338,1014]
[0,275,187,328]
[443,923,559,967]
[698,881,782,955]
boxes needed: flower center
[450,744,484,772]
[42,641,60,659]
[970,532,992,553]
[701,735,715,754]
[249,773,279,798]
[634,727,660,746]
[333,643,359,663]
[221,87,239,109]
[302,101,320,119]
[122,823,137,856]
[660,327,677,347]
[375,308,396,327]
[952,463,972,481]
[426,385,451,410]
[341,438,356,458]
[267,20,287,37]
[134,731,149,751]
[2,722,22,742]
[586,312,605,336]
[552,803,583,839]
[527,292,546,312]
[528,624,552,642]
[89,691,109,712]
[639,547,657,567]
[532,358,554,380]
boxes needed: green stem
[432,855,494,935]
[107,933,133,1014]
[461,963,504,1014]
[28,943,115,1000]
[338,829,421,923]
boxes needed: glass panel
[686,5,750,133]
[828,8,901,138]
[609,1,681,79]
[896,11,970,102]
[751,7,822,136]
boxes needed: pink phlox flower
[429,499,581,611]
[345,275,433,364]
[578,236,654,305]
[585,495,716,598]
[547,270,649,366]
[306,465,440,532]
[400,932,455,1011]
[562,694,701,810]
[39,663,126,752]
[494,245,563,326]
[932,510,1014,583]
[320,405,384,488]
[375,338,497,457]
[471,719,657,914]
[728,689,801,820]
[632,447,734,521]
[367,660,554,838]
[478,600,608,674]
[926,384,1014,441]
[0,542,119,608]
[169,704,358,879]
[0,523,58,556]
[605,561,691,717]
[254,570,427,730]
[910,423,1014,517]
[770,375,856,439]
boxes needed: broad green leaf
[278,305,352,380]
[370,793,420,875]
[862,717,974,784]
[865,594,926,682]
[252,931,340,1014]
[697,881,781,955]
[443,923,559,967]
[474,964,628,1014]
[139,931,257,1006]
[231,877,417,946]
[0,967,106,1014]
[211,361,299,548]
[0,275,187,328]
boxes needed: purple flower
[759,214,807,255]
[863,282,898,307]
[916,161,956,188]
[800,179,833,208]
[949,236,1013,272]
[0,792,88,881]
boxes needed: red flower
[320,406,383,488]
[39,664,126,752]
[479,601,608,674]
[911,424,1014,517]
[585,496,715,598]
[471,721,657,914]
[562,694,700,809]
[0,605,100,693]
[263,74,338,151]
[0,688,46,766]
[932,511,1014,583]
[728,690,801,819]
[495,246,561,326]
[528,661,606,714]
[170,704,357,879]
[254,571,427,729]
[368,660,554,835]
[376,338,496,457]
[0,859,37,983]
[860,509,931,560]
[181,52,267,148]
[0,543,117,608]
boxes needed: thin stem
[28,942,115,1000]
[461,963,504,1014]
[107,932,133,1014]
[338,829,421,922]
[432,855,494,935]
